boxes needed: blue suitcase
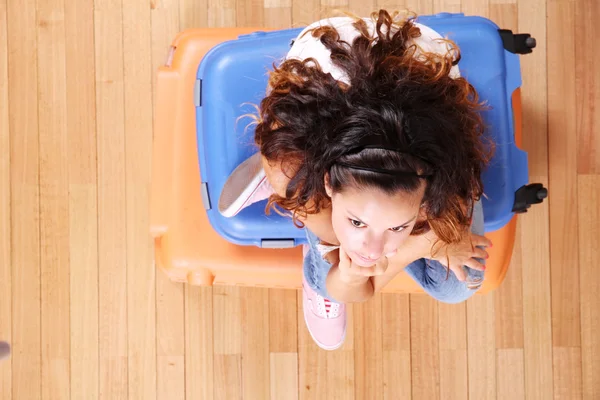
[194,12,545,248]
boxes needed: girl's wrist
[338,268,370,285]
[326,265,373,303]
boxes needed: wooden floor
[0,0,598,398]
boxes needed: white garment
[315,242,340,257]
[285,16,461,83]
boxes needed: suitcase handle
[150,50,180,236]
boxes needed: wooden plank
[124,0,157,398]
[37,0,72,395]
[214,354,242,400]
[271,353,299,400]
[547,3,585,395]
[575,0,599,175]
[0,2,11,400]
[489,2,517,31]
[348,0,377,17]
[439,351,467,400]
[496,349,525,400]
[151,2,184,399]
[434,0,460,13]
[494,221,524,349]
[327,351,354,400]
[467,295,496,399]
[65,0,99,397]
[151,0,180,108]
[578,175,600,400]
[94,0,128,395]
[156,273,185,400]
[208,0,236,27]
[213,286,242,355]
[241,287,270,400]
[269,288,299,398]
[460,0,488,16]
[548,0,580,350]
[518,0,548,178]
[327,301,354,400]
[268,289,299,393]
[156,356,184,400]
[297,289,327,400]
[321,0,347,7]
[292,0,320,27]
[438,303,466,351]
[270,289,298,353]
[354,294,382,399]
[185,286,214,400]
[410,294,439,400]
[7,0,42,397]
[265,0,291,7]
[179,0,208,29]
[406,0,433,14]
[0,0,11,396]
[321,0,349,16]
[518,0,553,397]
[438,303,467,400]
[213,286,243,397]
[520,195,554,400]
[264,5,292,29]
[553,347,583,400]
[382,294,411,400]
[237,0,263,26]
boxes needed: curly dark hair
[253,9,493,245]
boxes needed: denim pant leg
[404,200,486,304]
[302,228,338,302]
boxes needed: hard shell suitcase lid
[195,12,529,248]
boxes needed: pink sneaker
[302,276,346,350]
[218,152,275,217]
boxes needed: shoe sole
[218,153,266,217]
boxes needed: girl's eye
[390,226,406,232]
[350,219,364,228]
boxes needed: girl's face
[326,180,426,268]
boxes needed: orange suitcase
[149,26,539,294]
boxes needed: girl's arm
[325,243,423,303]
[326,230,491,303]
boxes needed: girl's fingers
[353,258,389,277]
[472,234,492,248]
[451,265,467,281]
[464,258,486,271]
[473,247,489,260]
[354,265,379,277]
[339,246,351,263]
[372,256,389,276]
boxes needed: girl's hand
[337,247,389,285]
[420,230,492,281]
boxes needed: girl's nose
[365,238,384,261]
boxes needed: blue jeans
[303,200,485,304]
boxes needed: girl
[219,10,492,350]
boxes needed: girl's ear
[324,173,333,198]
